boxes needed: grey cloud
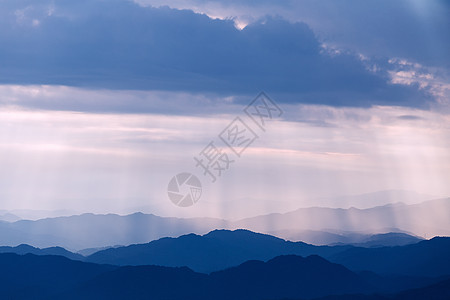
[142,0,450,69]
[0,0,434,110]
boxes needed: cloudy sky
[0,0,449,218]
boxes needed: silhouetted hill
[86,229,450,277]
[208,255,374,299]
[330,237,450,277]
[0,244,83,260]
[271,230,422,246]
[86,229,351,273]
[1,250,449,299]
[57,265,208,300]
[77,246,121,256]
[0,253,115,299]
[305,277,450,299]
[333,232,423,248]
[357,270,448,294]
[394,278,450,299]
[62,255,374,300]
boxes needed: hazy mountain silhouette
[0,252,376,300]
[234,198,450,238]
[1,198,447,250]
[0,230,433,277]
[330,236,450,277]
[0,212,21,222]
[77,246,122,256]
[87,230,450,278]
[0,212,228,249]
[86,229,351,272]
[60,254,450,299]
[0,244,84,261]
[1,242,449,299]
[0,209,80,220]
[312,190,436,209]
[136,190,434,220]
[268,230,422,246]
[333,232,423,247]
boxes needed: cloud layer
[0,0,433,108]
[135,0,450,69]
[1,102,450,217]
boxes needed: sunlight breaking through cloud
[0,87,449,219]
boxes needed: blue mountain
[86,229,450,278]
[0,244,83,261]
[1,240,449,299]
[330,236,450,276]
[1,198,448,250]
[86,229,351,272]
[303,278,450,299]
[0,212,227,249]
[0,253,115,299]
[58,255,374,300]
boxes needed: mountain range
[0,228,448,299]
[84,229,348,272]
[233,198,450,239]
[84,229,450,277]
[0,197,448,250]
[0,244,83,261]
[1,229,448,279]
[0,250,448,300]
[0,193,448,298]
[0,213,227,249]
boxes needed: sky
[0,0,449,219]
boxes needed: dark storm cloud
[0,0,433,108]
[151,0,450,69]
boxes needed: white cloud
[387,58,450,111]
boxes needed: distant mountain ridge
[0,212,228,249]
[233,198,450,239]
[312,189,437,209]
[332,232,424,247]
[85,229,349,272]
[0,230,449,299]
[0,244,83,261]
[86,229,450,278]
[268,230,423,246]
[0,197,448,250]
[0,230,424,272]
[329,236,450,276]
